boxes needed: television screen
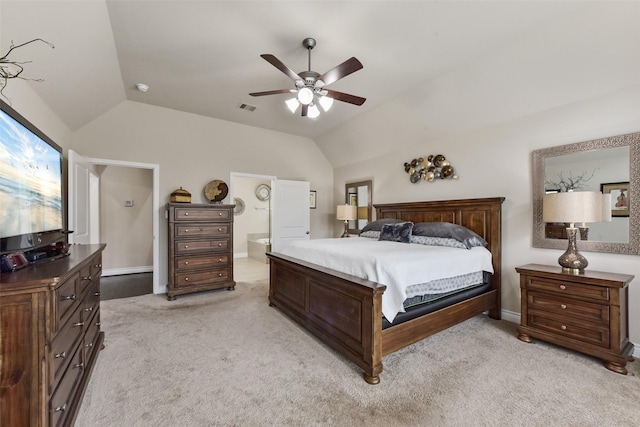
[0,102,63,254]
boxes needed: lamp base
[558,227,588,274]
[341,221,350,238]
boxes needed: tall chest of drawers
[0,244,105,427]
[516,264,634,374]
[167,203,236,300]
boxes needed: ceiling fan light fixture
[307,103,320,118]
[285,98,299,113]
[318,95,333,112]
[297,86,314,105]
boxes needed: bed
[266,197,504,384]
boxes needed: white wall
[232,176,271,256]
[324,3,640,344]
[71,101,335,292]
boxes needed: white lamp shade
[336,204,357,220]
[601,193,612,222]
[285,98,299,113]
[297,87,314,105]
[318,95,333,112]
[543,191,603,225]
[307,103,320,118]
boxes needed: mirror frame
[532,132,639,255]
[345,180,372,235]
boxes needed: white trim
[501,309,520,324]
[102,266,153,277]
[86,157,161,295]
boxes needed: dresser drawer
[174,207,230,221]
[528,292,609,326]
[82,280,100,328]
[50,306,84,391]
[56,272,80,331]
[526,277,609,302]
[49,346,84,427]
[174,239,229,254]
[84,309,101,364]
[175,254,230,271]
[529,312,609,348]
[175,268,232,288]
[176,223,230,237]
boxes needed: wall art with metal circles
[403,154,458,183]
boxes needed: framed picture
[309,190,316,209]
[601,182,630,217]
[349,193,357,206]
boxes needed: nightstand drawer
[529,312,609,348]
[526,277,609,302]
[528,292,609,325]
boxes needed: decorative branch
[1,38,55,102]
[545,169,598,192]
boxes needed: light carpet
[76,279,640,426]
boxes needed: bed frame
[267,197,505,384]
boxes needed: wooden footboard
[268,197,504,384]
[268,253,386,384]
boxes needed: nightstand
[516,264,635,374]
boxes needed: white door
[68,150,99,244]
[271,179,310,252]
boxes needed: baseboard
[102,266,153,277]
[501,309,640,358]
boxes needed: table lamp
[336,204,357,238]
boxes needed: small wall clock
[255,184,271,201]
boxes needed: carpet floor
[76,279,639,426]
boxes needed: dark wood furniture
[167,203,235,300]
[0,244,105,427]
[267,197,504,384]
[516,264,635,374]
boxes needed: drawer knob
[184,245,189,249]
[185,277,189,281]
[218,228,222,232]
[62,294,76,301]
[185,212,189,216]
[560,304,567,310]
[73,322,85,327]
[185,229,189,232]
[218,258,223,262]
[55,404,67,413]
[95,291,101,297]
[185,261,189,265]
[55,351,66,359]
[95,263,102,268]
[85,306,93,312]
[559,285,566,290]
[96,322,101,327]
[218,273,223,277]
[218,212,223,216]
[74,362,84,369]
[218,243,223,247]
[560,325,567,331]
[85,342,93,348]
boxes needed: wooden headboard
[375,197,505,312]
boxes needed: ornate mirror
[345,180,372,234]
[532,132,639,255]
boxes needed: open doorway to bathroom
[230,173,276,268]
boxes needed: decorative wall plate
[255,184,271,201]
[204,180,228,202]
[233,197,245,215]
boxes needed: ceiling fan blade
[323,89,366,106]
[301,104,308,117]
[261,54,303,82]
[249,89,295,97]
[317,57,363,86]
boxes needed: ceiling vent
[237,103,257,112]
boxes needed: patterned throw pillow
[359,230,381,239]
[379,222,414,243]
[361,218,406,233]
[409,235,468,249]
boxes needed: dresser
[167,203,236,300]
[516,264,634,374]
[0,244,105,427]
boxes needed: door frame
[86,157,161,294]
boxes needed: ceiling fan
[249,37,366,118]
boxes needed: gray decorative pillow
[379,222,413,243]
[359,230,380,239]
[410,235,468,249]
[361,218,405,233]
[411,222,487,249]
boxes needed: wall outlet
[125,200,134,207]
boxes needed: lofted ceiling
[1,1,586,139]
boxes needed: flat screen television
[0,100,66,257]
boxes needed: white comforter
[279,238,494,323]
